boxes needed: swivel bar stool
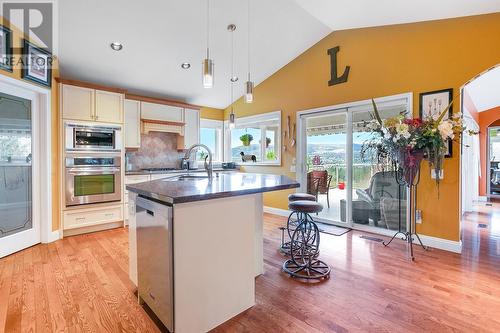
[279,193,316,255]
[282,200,330,280]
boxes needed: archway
[460,64,500,215]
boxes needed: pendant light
[228,24,236,129]
[244,0,254,103]
[202,0,214,88]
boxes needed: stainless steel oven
[65,155,122,206]
[65,122,122,152]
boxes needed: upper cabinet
[141,102,183,123]
[61,84,124,123]
[124,99,141,148]
[61,85,94,121]
[183,108,200,149]
[95,90,123,123]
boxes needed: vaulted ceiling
[58,0,500,108]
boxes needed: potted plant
[240,134,254,146]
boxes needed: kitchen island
[127,173,298,333]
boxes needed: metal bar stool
[282,200,330,280]
[279,193,316,255]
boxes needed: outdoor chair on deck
[307,170,333,208]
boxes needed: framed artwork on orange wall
[419,88,453,157]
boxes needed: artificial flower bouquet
[362,99,474,186]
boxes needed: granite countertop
[125,168,236,176]
[126,172,299,204]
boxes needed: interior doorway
[296,93,411,237]
[0,75,52,258]
[460,64,500,215]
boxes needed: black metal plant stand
[383,162,428,261]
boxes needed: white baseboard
[264,206,290,217]
[43,229,61,243]
[263,206,462,254]
[417,235,462,253]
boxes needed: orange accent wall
[200,107,224,121]
[224,13,500,242]
[478,106,500,196]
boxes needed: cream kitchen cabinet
[182,108,200,149]
[124,174,151,222]
[61,84,95,121]
[124,99,141,148]
[95,90,124,123]
[141,102,183,123]
[61,84,124,123]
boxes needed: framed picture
[21,39,52,87]
[419,88,453,157]
[0,25,12,72]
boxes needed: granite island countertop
[126,172,299,204]
[125,167,237,176]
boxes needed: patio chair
[307,170,333,208]
[355,171,404,225]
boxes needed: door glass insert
[0,92,32,238]
[305,112,347,222]
[74,174,115,196]
[351,106,407,232]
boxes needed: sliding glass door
[298,94,410,235]
[304,111,348,224]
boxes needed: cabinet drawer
[63,205,123,230]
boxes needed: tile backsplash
[126,132,183,170]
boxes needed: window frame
[225,110,282,166]
[198,118,224,163]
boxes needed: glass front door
[0,92,33,239]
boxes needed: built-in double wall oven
[64,122,123,207]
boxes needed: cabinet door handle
[76,217,86,221]
[95,115,99,120]
[105,213,114,217]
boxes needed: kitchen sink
[163,174,209,181]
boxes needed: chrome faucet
[183,144,213,180]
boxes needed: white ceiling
[58,0,500,109]
[465,66,500,112]
[294,0,500,31]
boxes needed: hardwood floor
[1,203,499,332]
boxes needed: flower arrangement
[312,155,322,166]
[362,99,474,186]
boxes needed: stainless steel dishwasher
[136,195,174,332]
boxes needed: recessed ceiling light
[181,62,191,69]
[110,42,123,51]
[230,76,238,82]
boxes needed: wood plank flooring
[1,203,499,332]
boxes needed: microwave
[65,122,122,152]
[65,154,122,206]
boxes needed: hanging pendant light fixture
[202,0,214,88]
[244,0,254,103]
[228,24,236,129]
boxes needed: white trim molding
[0,74,54,252]
[263,206,462,254]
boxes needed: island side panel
[173,194,259,333]
[254,193,264,276]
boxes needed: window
[199,119,223,162]
[227,111,281,165]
